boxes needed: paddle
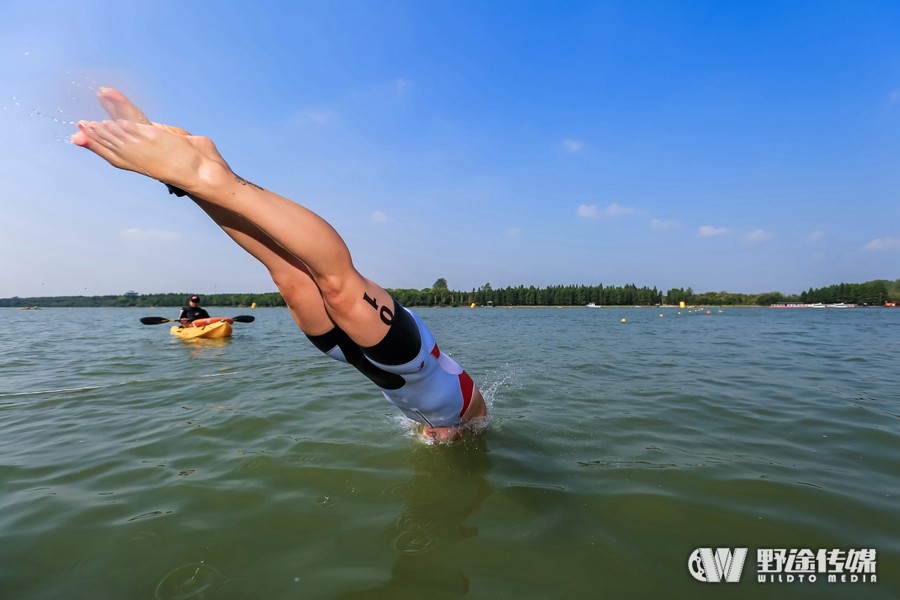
[140,315,256,325]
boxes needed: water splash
[6,76,100,144]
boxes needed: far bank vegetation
[3,279,898,309]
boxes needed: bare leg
[73,89,487,440]
[73,94,393,348]
[86,89,331,334]
[191,198,335,336]
[195,191,489,441]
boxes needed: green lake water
[1,306,897,599]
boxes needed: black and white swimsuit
[306,301,475,427]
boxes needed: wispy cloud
[394,78,412,96]
[370,77,412,98]
[604,203,636,216]
[370,210,388,224]
[348,77,413,108]
[650,218,678,231]
[119,228,181,242]
[890,90,900,103]
[577,203,638,219]
[862,236,900,251]
[744,229,773,243]
[577,204,599,218]
[807,230,826,244]
[290,109,336,126]
[562,139,583,152]
[506,227,523,238]
[697,225,730,238]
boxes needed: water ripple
[1,307,898,599]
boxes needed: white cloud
[604,203,636,216]
[577,204,599,219]
[650,218,678,231]
[890,90,900,103]
[697,225,730,238]
[562,139,583,152]
[119,228,181,242]
[806,230,826,244]
[290,109,336,126]
[744,229,773,243]
[370,210,388,224]
[862,236,900,251]
[578,202,638,219]
[506,227,523,238]
[395,78,412,95]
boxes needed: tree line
[0,292,285,309]
[392,278,898,307]
[3,279,897,308]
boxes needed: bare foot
[71,88,230,193]
[96,87,191,136]
[71,87,157,146]
[73,119,200,186]
[97,87,152,125]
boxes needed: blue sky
[1,0,898,298]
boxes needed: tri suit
[306,300,476,428]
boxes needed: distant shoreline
[7,304,897,310]
[2,277,897,309]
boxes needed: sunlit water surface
[1,306,897,599]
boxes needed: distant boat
[770,302,856,309]
[586,302,602,308]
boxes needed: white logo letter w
[688,548,747,583]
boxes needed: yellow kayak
[169,319,233,339]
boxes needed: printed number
[363,292,394,325]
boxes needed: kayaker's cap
[190,295,200,303]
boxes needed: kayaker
[71,88,487,443]
[178,295,210,327]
